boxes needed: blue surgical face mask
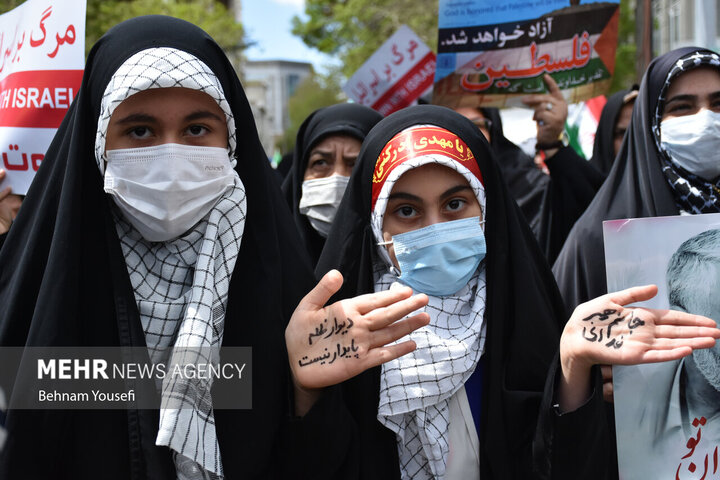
[378,216,486,296]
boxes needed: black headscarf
[589,87,638,177]
[553,47,716,311]
[282,103,382,265]
[315,105,566,479]
[0,16,317,479]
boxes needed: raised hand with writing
[558,285,720,411]
[286,270,430,414]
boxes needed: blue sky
[242,0,338,71]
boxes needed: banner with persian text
[0,0,85,195]
[433,0,619,109]
[343,25,436,116]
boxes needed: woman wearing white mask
[554,48,720,315]
[548,48,720,478]
[0,16,427,479]
[283,103,382,265]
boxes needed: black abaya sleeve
[543,147,605,264]
[534,357,617,480]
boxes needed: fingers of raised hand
[363,293,429,330]
[299,270,344,312]
[367,312,430,349]
[651,309,719,328]
[353,286,417,315]
[637,347,693,364]
[362,340,418,371]
[543,74,562,97]
[607,285,658,307]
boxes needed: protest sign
[343,25,435,116]
[603,213,720,480]
[433,0,619,108]
[0,0,85,195]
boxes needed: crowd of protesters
[1,14,720,480]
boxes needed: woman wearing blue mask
[308,105,566,479]
[297,105,719,480]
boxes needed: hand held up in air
[558,284,720,411]
[521,74,569,156]
[286,270,430,415]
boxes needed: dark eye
[187,125,209,136]
[310,158,329,168]
[446,198,466,211]
[666,103,691,114]
[395,205,417,218]
[129,126,152,139]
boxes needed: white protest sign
[344,25,436,116]
[0,0,85,195]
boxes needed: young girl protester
[0,16,430,479]
[296,105,720,479]
[282,103,382,266]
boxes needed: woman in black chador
[0,15,428,479]
[313,105,567,478]
[554,47,720,311]
[282,103,382,265]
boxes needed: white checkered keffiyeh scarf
[95,47,246,479]
[371,149,488,480]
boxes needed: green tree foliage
[292,0,438,78]
[277,67,344,153]
[86,0,245,56]
[0,0,245,58]
[609,0,637,94]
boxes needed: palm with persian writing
[286,270,430,390]
[561,285,720,372]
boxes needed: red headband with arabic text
[372,126,483,210]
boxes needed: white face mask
[104,143,235,242]
[660,110,720,181]
[298,175,350,238]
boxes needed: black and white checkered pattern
[95,48,246,479]
[371,145,487,479]
[652,51,720,215]
[94,47,237,175]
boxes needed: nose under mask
[378,216,486,296]
[660,109,720,181]
[104,143,236,242]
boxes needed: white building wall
[243,60,312,156]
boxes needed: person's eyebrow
[185,110,224,123]
[388,192,422,202]
[709,91,720,101]
[665,94,697,106]
[113,113,157,125]
[440,185,473,200]
[309,149,333,157]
